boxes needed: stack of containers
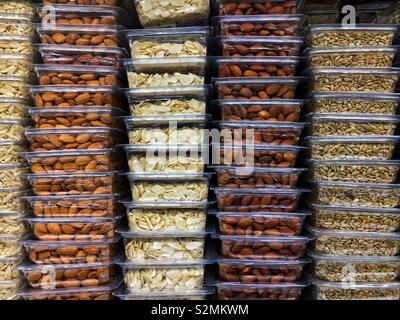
[18,3,129,301]
[114,27,213,300]
[305,24,400,300]
[0,0,35,301]
[211,0,311,300]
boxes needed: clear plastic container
[124,27,210,58]
[36,44,127,67]
[309,225,400,256]
[213,187,308,213]
[20,278,119,300]
[306,114,400,137]
[308,92,400,115]
[36,4,126,26]
[309,24,398,47]
[217,258,309,283]
[123,144,207,174]
[215,99,304,122]
[307,160,400,184]
[216,57,299,77]
[126,173,211,203]
[304,136,399,160]
[0,140,26,164]
[217,121,304,146]
[35,64,121,86]
[24,237,120,265]
[114,285,213,300]
[20,261,115,289]
[0,235,24,259]
[0,256,22,281]
[213,166,305,189]
[31,85,121,108]
[0,35,33,55]
[0,13,33,36]
[28,172,120,197]
[310,204,400,233]
[311,278,400,300]
[308,47,397,68]
[124,114,208,145]
[24,194,120,218]
[214,143,303,168]
[219,36,304,57]
[215,15,304,36]
[132,0,210,28]
[216,282,307,300]
[216,211,308,236]
[119,231,207,262]
[30,107,125,129]
[122,201,207,234]
[0,164,28,189]
[0,188,28,212]
[26,149,124,174]
[25,127,125,151]
[124,57,206,89]
[310,252,400,283]
[310,180,400,208]
[127,85,209,116]
[215,0,303,15]
[118,259,208,293]
[214,77,303,100]
[0,280,20,300]
[307,67,399,93]
[0,211,27,236]
[27,216,116,241]
[0,97,29,119]
[37,25,119,47]
[0,75,31,99]
[0,53,33,77]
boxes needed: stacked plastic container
[18,2,129,300]
[114,26,213,300]
[211,0,311,300]
[305,24,400,300]
[0,0,35,301]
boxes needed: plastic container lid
[214,76,306,87]
[310,92,400,102]
[215,14,305,25]
[0,13,32,23]
[30,85,118,94]
[308,251,400,264]
[122,114,209,127]
[121,200,209,210]
[123,26,211,38]
[210,166,306,175]
[309,24,398,32]
[306,46,398,56]
[25,127,125,137]
[36,24,119,34]
[307,225,400,240]
[124,172,213,183]
[212,187,309,195]
[305,67,400,76]
[34,64,119,75]
[217,258,311,267]
[219,36,304,46]
[216,121,305,130]
[213,234,312,243]
[35,44,128,56]
[309,180,400,190]
[309,203,400,216]
[117,228,209,239]
[307,159,400,167]
[125,85,209,101]
[303,135,400,145]
[214,99,305,109]
[306,113,400,123]
[215,56,300,66]
[310,276,400,289]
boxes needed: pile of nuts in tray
[305,24,400,301]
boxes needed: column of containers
[305,24,400,300]
[210,0,311,300]
[114,26,213,299]
[0,0,35,301]
[18,3,129,300]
